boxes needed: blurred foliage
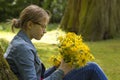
[46,23,58,31]
[42,0,67,23]
[0,0,41,22]
[0,38,9,53]
[0,0,66,23]
[0,22,11,31]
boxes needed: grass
[33,38,120,80]
[86,39,120,80]
[0,23,120,80]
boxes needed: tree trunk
[0,46,18,80]
[60,0,120,41]
[116,0,120,33]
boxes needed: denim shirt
[4,30,64,80]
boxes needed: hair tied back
[11,19,21,32]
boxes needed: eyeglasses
[33,22,46,28]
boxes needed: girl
[4,5,108,80]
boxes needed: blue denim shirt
[4,30,64,80]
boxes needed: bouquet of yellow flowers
[50,32,95,68]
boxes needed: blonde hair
[12,5,50,32]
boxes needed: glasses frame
[33,22,46,29]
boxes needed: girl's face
[28,17,48,40]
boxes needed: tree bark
[60,0,120,41]
[0,46,18,80]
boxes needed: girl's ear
[27,21,33,30]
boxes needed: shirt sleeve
[14,44,37,80]
[44,66,57,78]
[44,69,64,80]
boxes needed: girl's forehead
[40,16,49,25]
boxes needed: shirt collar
[17,30,34,47]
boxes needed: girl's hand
[58,59,73,75]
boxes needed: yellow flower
[50,55,61,67]
[50,32,95,68]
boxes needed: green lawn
[0,23,120,80]
[33,38,120,80]
[86,39,120,80]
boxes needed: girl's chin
[37,35,43,40]
[34,35,44,40]
[37,37,42,40]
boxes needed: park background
[0,0,120,80]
